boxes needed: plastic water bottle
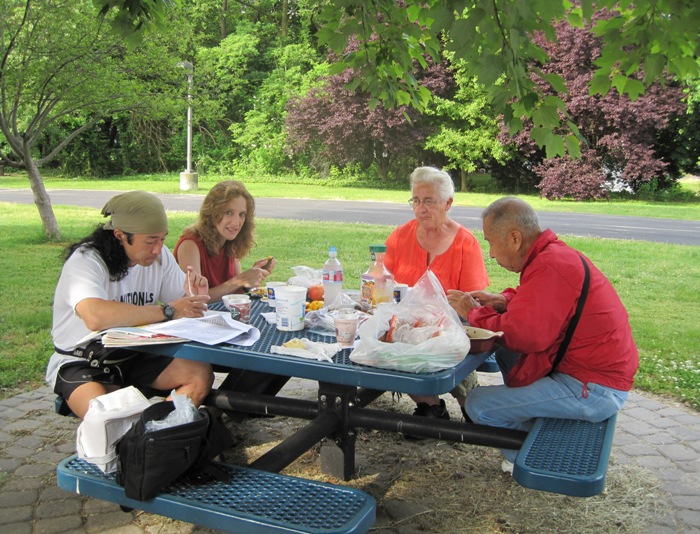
[322,246,343,306]
[360,244,394,311]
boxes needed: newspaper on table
[78,311,260,347]
[143,311,260,346]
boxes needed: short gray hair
[482,197,541,239]
[410,166,454,200]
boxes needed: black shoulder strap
[550,254,590,374]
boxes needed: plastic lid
[329,246,337,257]
[369,244,387,253]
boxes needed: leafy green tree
[95,0,699,159]
[423,62,508,191]
[0,0,183,239]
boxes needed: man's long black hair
[65,225,133,281]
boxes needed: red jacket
[467,229,638,390]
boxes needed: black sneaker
[404,399,450,440]
[460,406,473,424]
[413,399,450,420]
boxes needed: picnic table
[58,298,616,533]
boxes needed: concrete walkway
[1,378,699,533]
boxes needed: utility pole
[177,61,198,191]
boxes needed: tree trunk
[281,0,288,37]
[26,158,62,241]
[460,169,468,192]
[220,0,228,40]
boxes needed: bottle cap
[369,244,387,254]
[329,246,337,257]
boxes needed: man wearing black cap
[47,191,214,418]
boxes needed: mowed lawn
[1,199,698,410]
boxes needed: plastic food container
[464,326,503,354]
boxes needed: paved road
[1,188,698,246]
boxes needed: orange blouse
[385,219,489,292]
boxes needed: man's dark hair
[65,225,133,281]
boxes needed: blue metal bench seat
[513,414,617,497]
[476,351,500,373]
[57,455,376,534]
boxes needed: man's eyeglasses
[408,198,440,208]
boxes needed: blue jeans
[465,347,628,462]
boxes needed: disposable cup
[393,283,409,303]
[221,294,251,323]
[274,285,306,331]
[333,311,359,348]
[266,281,287,308]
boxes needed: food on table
[307,284,324,302]
[283,338,306,349]
[380,307,448,344]
[306,300,324,312]
[248,287,266,298]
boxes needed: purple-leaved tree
[285,42,452,181]
[504,11,685,200]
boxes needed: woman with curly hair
[174,180,275,302]
[174,181,288,417]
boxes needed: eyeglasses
[408,198,441,208]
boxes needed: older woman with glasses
[385,166,489,429]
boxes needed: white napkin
[270,338,341,362]
[261,312,277,324]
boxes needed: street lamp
[177,61,198,191]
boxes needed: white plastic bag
[287,265,322,288]
[76,386,152,473]
[349,270,470,373]
[145,390,200,432]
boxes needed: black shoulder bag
[115,400,234,501]
[549,254,590,375]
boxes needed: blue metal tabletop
[142,299,488,396]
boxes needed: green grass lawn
[1,199,698,410]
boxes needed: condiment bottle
[360,244,394,311]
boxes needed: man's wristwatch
[160,303,175,321]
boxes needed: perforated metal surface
[158,299,488,396]
[522,418,605,476]
[211,300,354,365]
[513,415,616,497]
[58,456,375,533]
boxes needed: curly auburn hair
[181,180,256,260]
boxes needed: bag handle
[549,254,590,375]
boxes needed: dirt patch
[127,375,669,533]
[218,390,667,534]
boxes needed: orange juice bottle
[360,245,394,311]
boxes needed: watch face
[162,304,175,320]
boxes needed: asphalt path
[1,188,698,246]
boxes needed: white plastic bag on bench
[349,270,470,373]
[76,386,152,473]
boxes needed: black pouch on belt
[61,340,140,368]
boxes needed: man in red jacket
[447,197,638,473]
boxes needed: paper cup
[333,311,359,348]
[393,283,409,303]
[274,285,306,331]
[266,281,287,308]
[221,294,251,323]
